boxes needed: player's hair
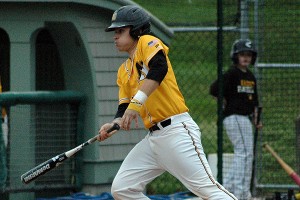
[129,23,151,39]
[105,5,151,39]
[230,39,257,65]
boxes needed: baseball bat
[253,106,263,156]
[21,123,120,184]
[263,143,300,187]
[251,106,262,191]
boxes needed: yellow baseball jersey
[117,35,189,129]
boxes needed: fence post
[296,115,300,175]
[217,0,224,184]
[240,0,249,39]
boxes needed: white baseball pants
[111,112,237,200]
[223,114,254,200]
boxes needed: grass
[133,0,218,26]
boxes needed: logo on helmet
[245,41,252,48]
[112,12,117,21]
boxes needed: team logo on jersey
[238,85,254,94]
[136,63,148,81]
[237,80,255,94]
[140,64,148,80]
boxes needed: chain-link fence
[254,0,300,196]
[0,91,85,199]
[135,0,300,198]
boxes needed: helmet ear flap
[129,23,151,39]
[129,28,140,39]
[251,53,257,65]
[231,54,238,64]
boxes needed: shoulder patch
[148,39,159,47]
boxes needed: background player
[97,5,237,200]
[210,39,262,200]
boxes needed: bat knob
[262,143,268,148]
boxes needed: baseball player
[210,39,262,200]
[97,5,237,200]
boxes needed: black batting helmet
[105,5,151,39]
[230,39,257,65]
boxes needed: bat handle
[89,123,120,143]
[107,123,121,133]
[255,106,262,125]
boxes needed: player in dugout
[210,39,263,200]
[97,5,237,200]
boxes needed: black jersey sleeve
[114,103,129,118]
[209,80,218,97]
[146,50,168,84]
[209,71,231,98]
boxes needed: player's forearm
[139,78,159,97]
[112,117,122,125]
[126,79,159,113]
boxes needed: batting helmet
[105,5,151,39]
[230,39,257,65]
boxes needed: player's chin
[115,45,122,51]
[241,61,251,67]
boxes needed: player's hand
[97,123,118,141]
[121,109,139,130]
[256,122,263,130]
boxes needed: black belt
[149,118,171,132]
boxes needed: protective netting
[3,104,78,191]
[0,91,84,200]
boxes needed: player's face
[237,51,253,67]
[113,27,136,53]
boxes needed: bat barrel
[21,160,55,184]
[21,153,67,184]
[264,143,300,187]
[290,172,300,186]
[20,123,120,184]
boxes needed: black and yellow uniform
[117,35,188,129]
[103,5,237,200]
[210,66,258,118]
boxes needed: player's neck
[128,41,138,59]
[237,65,248,72]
